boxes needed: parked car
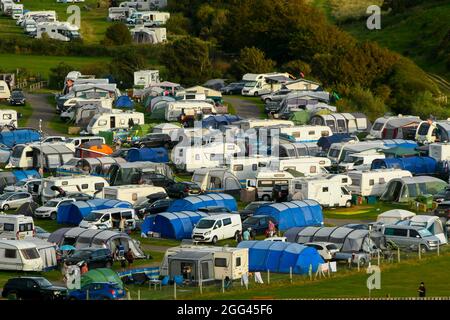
[165,182,202,199]
[65,192,95,202]
[138,198,174,218]
[64,248,114,269]
[434,200,450,219]
[134,133,174,149]
[220,82,245,95]
[4,179,41,193]
[34,198,76,220]
[2,277,67,300]
[142,173,175,188]
[260,89,292,103]
[9,89,26,106]
[239,201,272,220]
[242,215,278,237]
[382,225,440,251]
[304,242,340,261]
[68,282,125,300]
[0,192,33,211]
[35,226,50,240]
[198,206,233,214]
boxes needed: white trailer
[241,73,294,96]
[291,174,352,207]
[41,175,108,202]
[226,155,275,184]
[86,111,145,135]
[0,240,43,272]
[268,157,331,176]
[0,215,34,240]
[102,184,167,205]
[165,100,216,121]
[0,80,11,100]
[108,7,136,21]
[348,169,413,197]
[36,21,81,41]
[276,125,332,143]
[429,143,450,161]
[126,11,170,27]
[338,151,385,171]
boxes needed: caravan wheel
[262,195,271,201]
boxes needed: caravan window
[95,182,104,190]
[81,184,89,190]
[4,249,16,259]
[120,119,126,125]
[19,223,33,232]
[3,223,14,231]
[310,166,317,173]
[369,179,375,186]
[62,181,69,186]
[294,183,302,190]
[233,165,243,172]
[3,114,12,120]
[352,178,361,186]
[308,131,315,135]
[379,178,386,184]
[215,258,227,267]
[322,187,329,192]
[21,248,40,260]
[258,180,273,187]
[236,257,241,267]
[252,164,258,171]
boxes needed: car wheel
[345,201,352,208]
[264,98,272,103]
[262,195,271,201]
[7,292,18,300]
[211,236,218,245]
[254,92,259,96]
[50,212,57,220]
[3,204,9,211]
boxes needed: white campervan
[347,169,412,197]
[226,156,274,184]
[87,111,145,135]
[79,208,138,230]
[0,240,43,271]
[241,73,293,96]
[248,170,295,201]
[126,10,170,26]
[268,157,331,176]
[36,21,81,41]
[41,175,108,202]
[102,185,167,205]
[0,80,11,100]
[192,214,242,244]
[0,215,34,240]
[65,136,105,148]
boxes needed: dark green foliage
[48,62,74,89]
[108,48,147,88]
[103,23,133,45]
[229,47,275,79]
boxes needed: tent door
[110,116,116,128]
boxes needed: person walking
[418,282,426,298]
[243,228,251,241]
[236,230,243,243]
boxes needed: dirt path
[223,96,261,119]
[24,92,60,136]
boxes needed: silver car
[383,225,440,251]
[0,192,33,211]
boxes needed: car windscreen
[71,250,92,258]
[196,219,215,229]
[34,278,52,288]
[418,229,433,237]
[0,193,12,200]
[244,217,259,225]
[44,200,59,207]
[83,212,104,222]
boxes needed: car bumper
[34,211,52,218]
[192,234,210,242]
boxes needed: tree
[165,13,192,35]
[281,60,312,78]
[103,23,132,46]
[161,36,214,86]
[231,47,275,79]
[48,62,74,89]
[108,49,147,88]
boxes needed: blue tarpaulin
[126,147,169,163]
[0,129,41,148]
[237,241,324,274]
[168,193,238,212]
[253,200,323,231]
[371,156,437,175]
[57,199,132,225]
[115,95,134,109]
[12,169,40,181]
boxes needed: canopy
[126,147,169,163]
[381,146,419,157]
[253,200,323,231]
[289,111,310,125]
[168,193,238,212]
[80,268,123,289]
[237,240,323,274]
[317,134,354,152]
[115,95,134,109]
[371,156,437,175]
[57,199,132,225]
[0,129,41,148]
[380,176,447,202]
[143,211,209,239]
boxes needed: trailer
[347,169,412,197]
[86,111,145,135]
[102,184,167,205]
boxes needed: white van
[0,215,34,240]
[79,208,137,230]
[348,169,412,197]
[247,170,295,201]
[192,214,242,244]
[87,111,145,135]
[65,136,105,148]
[0,240,43,271]
[102,184,167,205]
[36,21,81,41]
[41,175,108,202]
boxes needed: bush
[230,47,275,79]
[103,23,133,46]
[48,62,74,90]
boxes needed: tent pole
[267,270,270,285]
[174,281,177,300]
[289,267,292,283]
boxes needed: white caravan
[276,125,332,143]
[241,73,293,96]
[36,22,81,41]
[226,156,275,183]
[268,157,331,176]
[192,214,242,244]
[347,169,413,197]
[102,184,167,205]
[41,175,108,202]
[0,0,13,15]
[0,240,43,271]
[234,119,294,131]
[86,111,145,135]
[17,10,57,26]
[120,0,167,10]
[369,115,421,139]
[338,151,385,171]
[7,142,75,169]
[10,3,23,19]
[0,215,34,240]
[247,170,295,201]
[108,7,136,21]
[0,80,11,100]
[134,70,160,87]
[165,101,217,121]
[0,109,16,126]
[79,208,138,230]
[291,174,352,208]
[428,143,450,161]
[126,11,170,27]
[160,244,248,280]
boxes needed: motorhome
[86,111,145,135]
[130,26,167,44]
[107,7,136,21]
[268,157,331,176]
[41,175,108,202]
[165,101,217,121]
[226,156,274,183]
[120,0,167,10]
[7,143,75,170]
[0,215,34,240]
[171,142,243,173]
[0,80,11,100]
[348,169,413,197]
[36,21,81,41]
[17,10,57,26]
[126,11,170,27]
[191,168,241,194]
[369,115,421,140]
[274,125,332,143]
[134,70,160,87]
[1,0,13,15]
[338,151,385,171]
[160,244,248,280]
[10,3,22,19]
[79,208,138,230]
[102,184,167,205]
[248,170,295,201]
[192,214,242,244]
[0,240,43,271]
[241,73,294,96]
[416,120,450,144]
[291,174,352,208]
[0,109,16,126]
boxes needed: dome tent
[126,147,169,163]
[81,268,124,289]
[168,193,238,212]
[115,95,134,109]
[237,240,323,274]
[253,200,323,230]
[57,199,132,225]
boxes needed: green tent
[98,131,114,145]
[149,104,166,120]
[289,111,310,125]
[81,268,123,289]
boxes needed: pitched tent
[147,96,175,113]
[371,156,437,175]
[57,199,132,225]
[143,211,209,239]
[168,193,238,212]
[115,95,134,109]
[253,200,323,231]
[27,238,58,270]
[237,240,323,274]
[397,215,447,244]
[126,147,169,163]
[0,129,41,148]
[0,171,16,192]
[81,268,124,289]
[380,176,447,202]
[149,102,168,120]
[376,209,416,225]
[167,251,215,284]
[48,227,73,245]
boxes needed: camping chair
[161,276,170,286]
[173,275,184,287]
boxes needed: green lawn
[323,202,408,221]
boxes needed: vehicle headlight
[204,231,211,236]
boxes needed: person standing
[268,220,276,238]
[119,217,126,233]
[236,230,243,243]
[80,262,89,275]
[418,282,426,298]
[243,228,251,241]
[125,249,134,267]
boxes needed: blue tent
[126,147,169,163]
[202,115,241,129]
[253,200,323,231]
[317,134,352,152]
[371,156,437,175]
[115,95,134,109]
[142,211,209,239]
[12,169,40,181]
[168,193,238,212]
[57,199,132,225]
[0,129,41,148]
[237,241,324,274]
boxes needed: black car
[135,133,175,149]
[165,182,202,199]
[66,192,94,202]
[434,201,450,219]
[64,248,113,269]
[9,89,26,106]
[198,206,233,214]
[242,215,278,237]
[239,201,272,220]
[2,277,67,300]
[220,82,246,95]
[135,198,174,218]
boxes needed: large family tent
[253,200,323,230]
[167,251,215,284]
[141,211,209,239]
[0,129,41,148]
[62,156,126,176]
[237,241,323,274]
[202,115,241,130]
[57,199,132,225]
[126,147,169,163]
[146,96,175,113]
[376,209,416,225]
[81,268,124,289]
[371,156,437,175]
[380,176,447,203]
[309,112,369,133]
[0,171,17,192]
[288,111,311,125]
[27,238,58,271]
[168,193,238,212]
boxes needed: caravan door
[110,116,116,129]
